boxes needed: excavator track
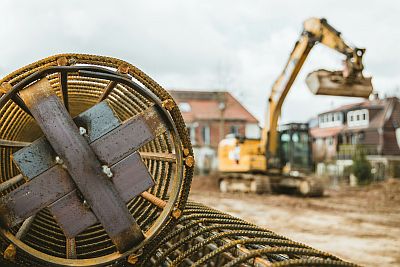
[298,177,324,197]
[270,175,324,197]
[219,174,324,197]
[219,174,271,194]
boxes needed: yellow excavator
[217,17,373,196]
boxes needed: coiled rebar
[142,201,358,267]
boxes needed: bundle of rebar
[142,201,356,267]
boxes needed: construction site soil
[189,175,400,267]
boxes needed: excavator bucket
[306,69,373,98]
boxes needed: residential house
[310,96,400,179]
[169,90,260,174]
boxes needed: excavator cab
[278,123,312,174]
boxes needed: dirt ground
[189,175,400,267]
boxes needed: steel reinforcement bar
[141,201,358,267]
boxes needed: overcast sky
[1,1,399,125]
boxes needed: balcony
[337,144,379,160]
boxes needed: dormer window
[319,112,343,128]
[347,109,369,127]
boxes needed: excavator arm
[261,17,372,168]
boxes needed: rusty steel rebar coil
[143,201,358,267]
[0,54,194,266]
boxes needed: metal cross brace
[0,78,166,252]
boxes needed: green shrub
[352,145,372,184]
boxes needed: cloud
[1,0,399,126]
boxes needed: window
[178,102,191,112]
[351,134,357,145]
[292,133,300,143]
[281,133,290,142]
[319,112,343,128]
[202,125,210,146]
[347,109,369,127]
[358,131,365,141]
[325,137,334,146]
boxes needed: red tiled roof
[169,90,259,123]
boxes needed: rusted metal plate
[92,105,166,165]
[73,100,121,143]
[13,137,57,180]
[19,78,144,252]
[112,152,154,201]
[48,190,98,238]
[0,165,74,228]
[49,152,154,237]
[13,101,121,180]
